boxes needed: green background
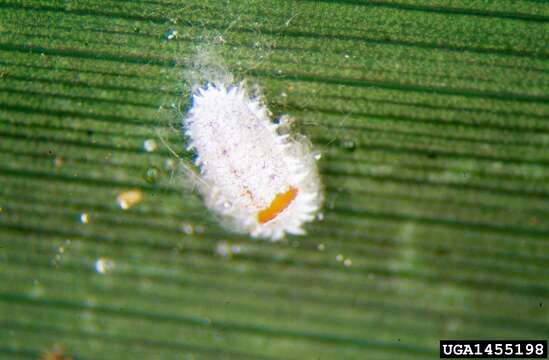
[0,1,548,359]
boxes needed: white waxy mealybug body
[184,82,322,240]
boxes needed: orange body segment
[257,186,298,224]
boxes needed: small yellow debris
[53,156,64,167]
[41,346,72,360]
[117,189,143,210]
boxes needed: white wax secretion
[183,82,322,240]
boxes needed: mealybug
[183,82,322,240]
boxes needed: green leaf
[1,1,548,359]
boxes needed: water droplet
[164,158,177,171]
[117,189,143,210]
[223,201,233,209]
[144,166,161,184]
[80,213,90,224]
[230,244,241,254]
[181,223,195,235]
[216,242,231,257]
[312,151,322,161]
[336,254,344,262]
[143,139,158,152]
[163,29,178,41]
[341,138,356,151]
[343,258,352,267]
[317,243,325,251]
[95,257,114,274]
[316,212,324,221]
[216,241,242,258]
